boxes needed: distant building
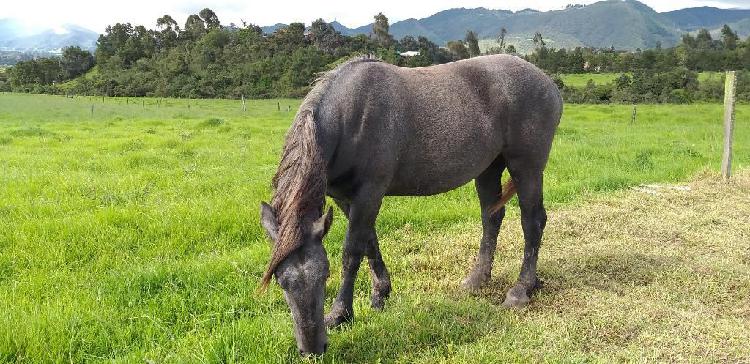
[399,51,420,57]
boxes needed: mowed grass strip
[0,93,748,362]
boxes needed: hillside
[495,0,679,50]
[664,6,750,31]
[300,0,750,51]
[0,22,97,52]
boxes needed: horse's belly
[386,151,499,196]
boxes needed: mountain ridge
[3,1,750,53]
[0,21,97,52]
[324,1,750,50]
[282,1,750,50]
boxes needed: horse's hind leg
[503,162,546,308]
[462,158,507,290]
[326,191,388,328]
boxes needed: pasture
[0,93,749,362]
[561,72,722,88]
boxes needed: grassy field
[561,72,723,88]
[561,73,623,87]
[1,93,749,362]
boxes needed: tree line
[1,11,454,98]
[526,25,750,103]
[1,9,748,104]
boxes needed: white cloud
[3,0,748,33]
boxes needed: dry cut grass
[390,170,750,363]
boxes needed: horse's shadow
[326,295,504,362]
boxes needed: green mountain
[494,0,679,50]
[0,23,97,52]
[325,0,750,51]
[663,7,750,31]
[727,18,750,36]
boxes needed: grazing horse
[259,54,563,355]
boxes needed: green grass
[560,73,623,87]
[561,72,725,88]
[57,66,100,93]
[1,93,749,362]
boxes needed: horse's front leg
[325,192,385,328]
[366,232,391,310]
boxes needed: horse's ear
[260,202,278,242]
[312,207,334,241]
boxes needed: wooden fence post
[631,105,637,124]
[242,95,247,112]
[722,71,736,180]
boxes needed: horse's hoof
[324,309,353,329]
[502,285,531,308]
[371,291,389,310]
[461,270,490,291]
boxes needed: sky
[3,0,750,33]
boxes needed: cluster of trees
[528,25,750,74]
[1,10,460,98]
[0,69,7,91]
[2,47,94,93]
[2,9,748,104]
[528,25,750,103]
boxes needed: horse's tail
[489,179,517,215]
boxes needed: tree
[399,35,419,51]
[199,8,221,31]
[309,19,345,56]
[696,29,713,49]
[721,25,739,50]
[497,27,507,52]
[465,30,480,57]
[156,15,179,50]
[533,32,546,49]
[415,36,451,64]
[505,44,517,54]
[60,46,94,79]
[184,14,206,40]
[156,15,178,31]
[271,23,307,53]
[96,23,134,65]
[681,34,697,49]
[447,40,469,60]
[8,58,61,90]
[373,13,393,48]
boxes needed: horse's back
[320,55,562,198]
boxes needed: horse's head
[260,201,333,356]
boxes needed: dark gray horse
[260,54,562,355]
